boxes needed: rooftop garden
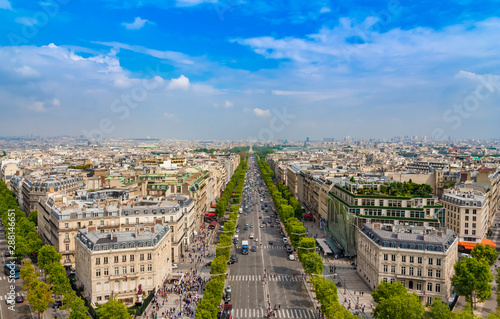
[346,177,433,198]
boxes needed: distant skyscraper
[306,137,310,142]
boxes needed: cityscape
[1,1,500,319]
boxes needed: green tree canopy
[429,297,452,319]
[20,260,38,290]
[62,291,90,319]
[38,245,62,272]
[98,298,132,319]
[27,279,54,318]
[372,281,407,303]
[471,244,499,267]
[373,292,424,319]
[452,257,493,311]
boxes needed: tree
[452,303,478,318]
[27,279,54,319]
[28,210,38,226]
[373,292,424,319]
[98,298,132,319]
[372,281,407,303]
[20,260,38,290]
[471,244,499,267]
[452,257,493,311]
[62,291,90,319]
[429,297,452,319]
[38,245,62,273]
[46,262,72,296]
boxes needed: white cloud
[122,17,153,30]
[15,66,40,78]
[224,100,233,108]
[52,98,60,106]
[320,7,331,13]
[176,0,217,7]
[272,90,309,96]
[15,17,37,26]
[168,75,190,90]
[164,113,175,119]
[30,101,46,112]
[253,108,270,117]
[0,0,12,10]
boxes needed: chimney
[373,223,381,229]
[437,231,443,237]
[150,227,154,233]
[110,232,113,240]
[88,226,97,232]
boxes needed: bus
[208,221,217,229]
[4,264,20,279]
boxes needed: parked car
[288,254,295,261]
[172,264,178,269]
[251,246,257,252]
[15,296,24,303]
[268,240,273,245]
[226,285,232,293]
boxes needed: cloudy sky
[0,0,499,140]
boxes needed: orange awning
[481,238,497,248]
[459,238,497,250]
[459,242,477,250]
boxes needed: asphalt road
[0,223,33,319]
[226,152,315,319]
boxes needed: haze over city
[0,0,499,139]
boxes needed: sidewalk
[302,219,375,318]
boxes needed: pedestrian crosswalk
[233,308,315,318]
[228,275,302,282]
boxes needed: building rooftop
[361,223,457,253]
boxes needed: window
[418,257,422,264]
[100,220,104,226]
[417,282,422,291]
[104,257,108,264]
[130,255,135,262]
[402,256,406,262]
[436,270,441,278]
[140,265,145,272]
[472,230,476,235]
[383,278,388,283]
[427,282,433,292]
[136,218,139,224]
[473,216,476,221]
[77,222,81,228]
[130,266,135,274]
[140,254,145,261]
[148,264,152,271]
[65,223,68,229]
[465,216,469,221]
[114,256,119,263]
[96,258,101,265]
[391,255,396,262]
[391,266,396,273]
[96,269,101,277]
[122,266,127,275]
[465,223,469,227]
[465,230,469,235]
[383,265,388,273]
[435,284,441,293]
[436,259,442,266]
[114,267,119,276]
[384,254,388,261]
[65,244,69,251]
[472,223,476,228]
[390,278,395,283]
[473,209,477,214]
[401,267,406,275]
[120,255,126,262]
[427,297,433,305]
[428,258,433,265]
[465,209,469,214]
[400,280,405,286]
[104,268,109,276]
[428,269,433,277]
[409,267,414,276]
[410,256,414,263]
[147,253,152,260]
[417,268,422,277]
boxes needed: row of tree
[215,159,247,217]
[196,179,244,318]
[255,155,353,318]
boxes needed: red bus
[208,221,217,229]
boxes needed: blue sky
[0,0,499,140]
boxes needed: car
[225,292,231,301]
[15,296,24,303]
[283,238,288,244]
[250,224,253,228]
[53,301,63,308]
[268,240,273,245]
[245,223,249,226]
[270,224,274,227]
[172,264,178,269]
[227,259,236,265]
[259,216,262,219]
[288,254,295,261]
[235,228,240,233]
[255,237,259,242]
[276,219,279,223]
[260,224,264,228]
[251,246,257,252]
[226,285,232,293]
[286,245,293,253]
[249,233,254,239]
[244,226,248,230]
[4,252,11,257]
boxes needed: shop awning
[459,238,497,250]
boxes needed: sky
[0,0,499,141]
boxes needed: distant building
[357,223,458,305]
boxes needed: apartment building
[357,223,458,305]
[327,177,443,257]
[12,175,85,214]
[74,222,171,306]
[38,191,193,270]
[286,164,304,197]
[441,190,492,250]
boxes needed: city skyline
[0,0,499,140]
